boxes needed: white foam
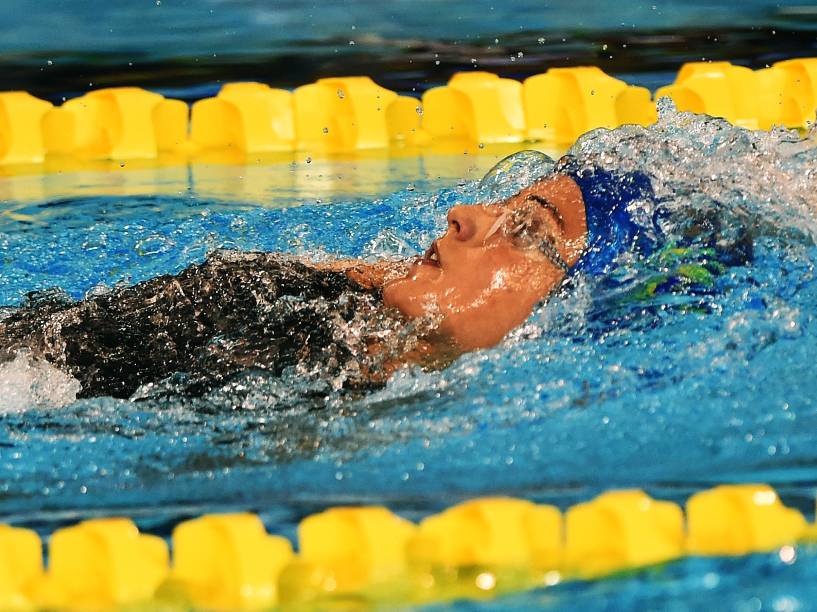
[0,350,81,412]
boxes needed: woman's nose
[446,205,483,242]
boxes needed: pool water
[3,103,817,609]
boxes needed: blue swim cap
[556,156,658,276]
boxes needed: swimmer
[0,152,747,401]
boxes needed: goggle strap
[538,238,570,275]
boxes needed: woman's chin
[383,280,437,320]
[383,285,418,317]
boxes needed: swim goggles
[480,151,571,274]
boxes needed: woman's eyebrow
[525,194,566,230]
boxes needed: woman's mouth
[418,240,441,268]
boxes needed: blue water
[3,106,817,609]
[3,0,816,59]
[428,550,817,610]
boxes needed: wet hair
[0,251,398,400]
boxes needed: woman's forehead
[491,180,569,233]
[499,178,554,208]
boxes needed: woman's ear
[525,175,588,266]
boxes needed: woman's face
[383,174,587,350]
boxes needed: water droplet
[406,183,415,191]
[475,572,496,590]
[779,545,797,565]
[305,156,312,164]
[478,142,485,149]
[337,89,345,99]
[348,40,355,45]
[135,234,175,256]
[322,127,329,134]
[435,60,440,65]
[155,0,161,5]
[46,60,53,66]
[517,51,524,58]
[415,106,423,115]
[702,572,720,589]
[537,37,545,44]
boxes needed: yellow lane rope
[2,484,815,610]
[0,58,816,174]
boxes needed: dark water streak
[7,27,817,103]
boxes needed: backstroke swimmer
[0,152,745,401]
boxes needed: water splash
[0,350,81,412]
[571,99,817,244]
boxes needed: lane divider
[0,484,814,610]
[1,58,817,170]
